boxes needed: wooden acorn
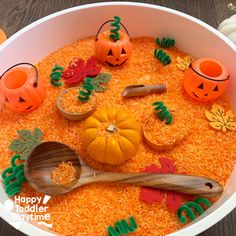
[95,16,132,67]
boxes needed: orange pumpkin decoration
[183,58,229,102]
[0,28,7,45]
[83,108,141,165]
[0,63,46,113]
[95,19,132,67]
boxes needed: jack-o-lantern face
[95,31,132,67]
[183,58,229,102]
[0,64,46,113]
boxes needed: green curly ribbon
[50,64,64,87]
[154,48,171,65]
[177,198,211,224]
[1,155,26,197]
[152,101,173,125]
[194,197,212,208]
[156,37,175,48]
[78,77,94,102]
[108,216,138,236]
[110,16,121,41]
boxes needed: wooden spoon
[24,141,223,197]
[122,84,166,98]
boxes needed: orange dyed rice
[51,161,76,186]
[0,37,236,236]
[60,88,96,113]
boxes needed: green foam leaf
[8,128,43,160]
[92,72,112,92]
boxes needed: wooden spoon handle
[89,172,223,197]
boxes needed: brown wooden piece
[122,84,166,98]
[143,115,188,151]
[56,87,96,121]
[24,141,223,197]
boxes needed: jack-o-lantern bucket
[0,63,46,113]
[95,17,132,67]
[183,58,230,102]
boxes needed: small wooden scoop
[24,142,223,197]
[122,84,166,98]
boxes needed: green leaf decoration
[17,130,33,140]
[92,72,112,92]
[8,128,44,160]
[8,139,26,153]
[33,128,43,143]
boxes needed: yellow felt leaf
[205,111,217,122]
[209,122,223,130]
[176,56,193,71]
[206,104,236,132]
[226,110,235,119]
[226,122,236,131]
[211,104,225,115]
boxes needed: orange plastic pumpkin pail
[183,58,229,102]
[0,63,46,113]
[95,19,132,67]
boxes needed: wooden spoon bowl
[25,141,223,197]
[24,141,81,195]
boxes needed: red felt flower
[62,56,101,85]
[140,158,192,212]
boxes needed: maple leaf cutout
[140,158,191,212]
[205,104,236,132]
[62,57,101,85]
[176,56,193,71]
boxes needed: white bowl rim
[0,2,236,236]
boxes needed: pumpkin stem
[110,16,121,42]
[107,124,117,133]
[228,3,236,12]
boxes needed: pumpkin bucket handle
[0,62,39,87]
[95,20,131,41]
[189,63,230,82]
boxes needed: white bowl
[0,2,236,236]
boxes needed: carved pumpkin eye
[19,97,26,103]
[121,48,126,54]
[213,85,218,91]
[198,83,204,89]
[108,49,113,56]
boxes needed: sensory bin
[0,16,236,236]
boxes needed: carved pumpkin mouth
[192,91,209,99]
[192,91,199,98]
[105,59,128,67]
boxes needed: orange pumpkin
[0,28,7,45]
[83,108,141,165]
[95,30,132,67]
[0,63,46,113]
[183,58,229,102]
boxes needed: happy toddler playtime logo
[3,195,53,229]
